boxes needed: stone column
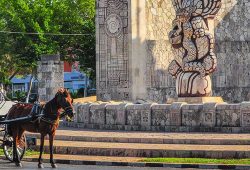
[96,0,148,102]
[37,55,64,102]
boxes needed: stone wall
[145,0,176,102]
[96,0,250,103]
[37,55,64,102]
[213,0,250,102]
[63,101,250,133]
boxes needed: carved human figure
[168,0,221,97]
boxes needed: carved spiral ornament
[105,14,123,37]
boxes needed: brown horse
[6,88,74,168]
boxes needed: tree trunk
[8,69,20,81]
[0,83,4,102]
[26,75,34,103]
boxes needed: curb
[19,157,250,169]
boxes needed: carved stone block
[73,103,81,123]
[216,104,241,127]
[126,104,156,126]
[76,103,92,124]
[151,104,171,126]
[89,103,108,124]
[170,102,186,126]
[241,102,250,127]
[202,103,217,127]
[106,103,128,125]
[182,103,216,127]
[182,104,203,126]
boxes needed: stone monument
[37,55,64,102]
[68,0,250,133]
[168,0,222,101]
[96,0,249,103]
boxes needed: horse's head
[55,88,74,119]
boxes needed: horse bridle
[42,95,74,122]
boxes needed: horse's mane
[57,88,71,97]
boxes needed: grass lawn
[141,158,250,165]
[0,149,39,157]
[24,150,39,156]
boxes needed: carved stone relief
[151,105,171,126]
[96,0,130,101]
[216,104,240,127]
[168,0,222,97]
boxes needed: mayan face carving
[168,0,221,97]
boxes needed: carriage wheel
[3,131,26,162]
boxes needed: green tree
[0,0,96,87]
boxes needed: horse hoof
[38,163,44,168]
[15,162,22,167]
[51,163,57,168]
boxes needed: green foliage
[14,90,26,101]
[77,88,85,97]
[6,92,14,100]
[70,88,86,99]
[0,0,96,85]
[69,91,78,99]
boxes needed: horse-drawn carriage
[0,114,26,162]
[0,89,74,168]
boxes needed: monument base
[167,97,224,104]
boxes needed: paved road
[0,159,215,170]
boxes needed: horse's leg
[38,134,45,168]
[16,129,25,166]
[49,133,57,168]
[12,128,22,167]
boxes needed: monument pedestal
[167,97,224,104]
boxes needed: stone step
[25,154,141,163]
[26,128,250,145]
[33,140,250,159]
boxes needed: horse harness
[30,103,59,127]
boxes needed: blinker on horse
[6,88,74,168]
